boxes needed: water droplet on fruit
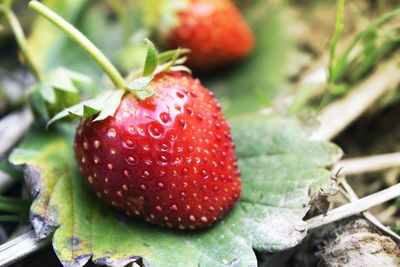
[186,107,193,116]
[160,143,168,151]
[159,112,170,124]
[178,119,186,128]
[158,155,168,165]
[180,192,186,199]
[143,170,150,178]
[123,139,135,149]
[126,156,136,164]
[170,204,178,211]
[176,91,185,99]
[143,145,150,151]
[149,124,162,138]
[157,182,165,189]
[108,128,116,138]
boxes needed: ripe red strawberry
[74,71,241,229]
[165,0,255,69]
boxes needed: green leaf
[45,67,90,93]
[29,88,50,120]
[10,113,341,266]
[143,39,158,77]
[38,81,56,104]
[0,161,23,181]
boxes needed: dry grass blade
[307,183,400,229]
[332,153,400,176]
[0,231,49,266]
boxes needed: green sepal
[83,105,100,117]
[143,39,158,77]
[126,76,154,100]
[158,48,190,63]
[93,89,125,121]
[47,90,125,127]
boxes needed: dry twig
[307,183,400,229]
[339,178,400,243]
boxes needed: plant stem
[28,1,126,89]
[0,4,42,81]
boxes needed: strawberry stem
[28,1,126,89]
[0,4,42,81]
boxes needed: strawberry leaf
[10,113,341,266]
[45,67,91,93]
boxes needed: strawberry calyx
[125,39,190,101]
[46,39,190,127]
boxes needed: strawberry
[30,0,241,230]
[164,0,255,69]
[73,71,241,229]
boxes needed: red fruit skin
[166,0,255,69]
[74,71,241,229]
